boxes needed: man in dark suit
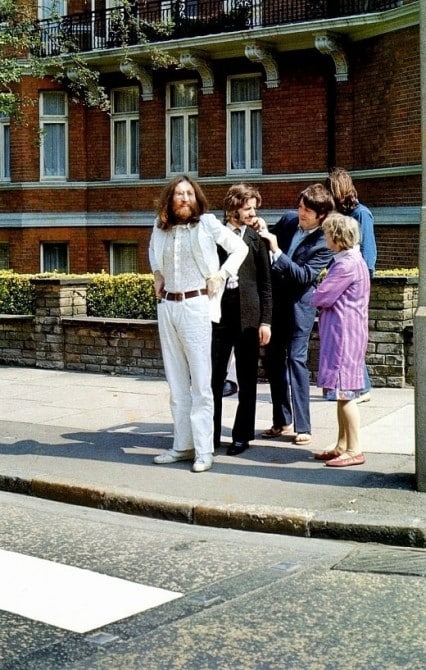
[212,184,272,456]
[258,184,335,446]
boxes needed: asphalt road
[0,492,425,669]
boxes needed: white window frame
[226,74,262,175]
[166,81,198,177]
[0,114,10,182]
[40,242,69,273]
[110,242,138,275]
[39,91,68,181]
[111,87,140,180]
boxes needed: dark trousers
[211,288,259,449]
[264,318,313,435]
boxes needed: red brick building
[0,0,421,274]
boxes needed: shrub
[86,273,157,319]
[375,268,418,277]
[0,271,158,319]
[0,271,35,314]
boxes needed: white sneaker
[192,455,214,473]
[153,449,194,464]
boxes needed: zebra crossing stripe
[0,549,182,633]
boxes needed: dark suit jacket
[270,211,334,335]
[218,225,272,331]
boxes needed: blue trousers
[265,320,314,435]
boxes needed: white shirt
[162,224,206,293]
[226,224,245,289]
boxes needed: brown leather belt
[163,289,208,301]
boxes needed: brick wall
[375,226,419,270]
[335,27,421,172]
[0,22,421,271]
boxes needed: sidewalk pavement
[0,366,424,547]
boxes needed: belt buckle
[176,292,184,301]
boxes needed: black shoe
[227,441,249,456]
[223,380,238,397]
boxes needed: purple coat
[311,248,370,391]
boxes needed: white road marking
[0,550,182,633]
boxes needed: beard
[172,202,199,223]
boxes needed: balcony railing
[36,0,404,57]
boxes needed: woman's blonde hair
[322,213,360,250]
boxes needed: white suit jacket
[149,213,248,322]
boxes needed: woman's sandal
[293,432,312,445]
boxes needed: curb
[1,475,425,549]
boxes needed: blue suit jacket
[270,212,334,336]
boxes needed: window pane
[39,1,66,19]
[230,111,245,170]
[43,124,65,176]
[250,109,262,169]
[130,119,139,175]
[0,244,9,270]
[4,125,10,178]
[170,83,197,108]
[43,92,66,116]
[230,77,261,103]
[188,115,198,173]
[112,244,137,274]
[170,116,184,172]
[113,89,139,114]
[114,120,127,175]
[0,124,10,179]
[43,243,68,272]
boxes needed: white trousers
[157,296,214,456]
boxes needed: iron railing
[36,0,405,57]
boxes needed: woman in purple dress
[311,213,370,467]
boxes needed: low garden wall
[0,276,418,387]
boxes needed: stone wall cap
[373,276,418,285]
[0,314,34,320]
[30,277,91,286]
[62,316,157,326]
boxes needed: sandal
[293,433,312,445]
[262,424,294,438]
[326,453,365,467]
[314,450,339,461]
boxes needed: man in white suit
[149,176,247,472]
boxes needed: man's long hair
[325,167,358,214]
[223,183,262,226]
[298,183,335,220]
[155,175,209,230]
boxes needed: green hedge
[86,273,157,319]
[0,271,36,314]
[0,271,157,319]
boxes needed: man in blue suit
[258,184,335,446]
